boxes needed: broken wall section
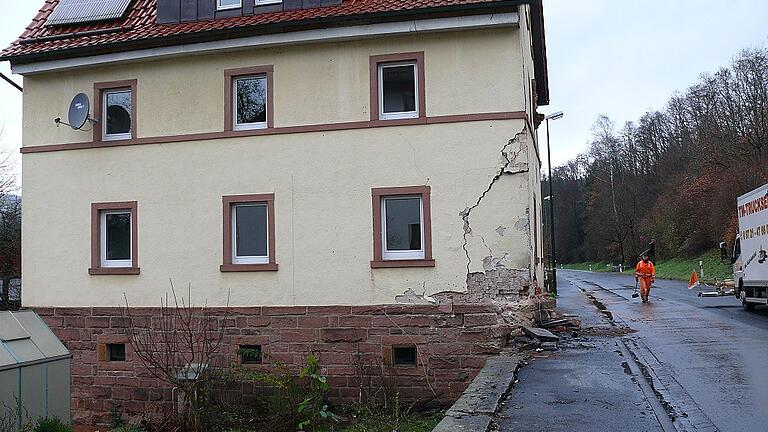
[435,127,540,314]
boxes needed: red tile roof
[1,0,514,61]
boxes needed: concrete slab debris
[522,326,559,342]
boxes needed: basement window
[217,0,241,10]
[393,346,417,366]
[108,343,126,362]
[239,345,263,365]
[378,62,418,120]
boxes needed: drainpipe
[1,71,22,92]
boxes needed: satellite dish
[68,93,90,129]
[54,93,97,130]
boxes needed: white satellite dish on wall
[55,93,97,130]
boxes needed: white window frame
[233,74,268,131]
[378,61,419,120]
[217,0,242,10]
[381,196,425,260]
[100,210,132,268]
[232,203,270,264]
[255,0,282,5]
[102,89,132,141]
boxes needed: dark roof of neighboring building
[0,0,549,104]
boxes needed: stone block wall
[34,303,511,425]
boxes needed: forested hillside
[546,47,768,265]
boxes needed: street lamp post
[544,111,563,294]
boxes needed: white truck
[720,183,768,311]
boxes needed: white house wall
[20,26,541,308]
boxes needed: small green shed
[0,310,71,430]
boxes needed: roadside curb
[432,355,524,432]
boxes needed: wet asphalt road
[496,270,768,432]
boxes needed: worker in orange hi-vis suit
[635,252,656,303]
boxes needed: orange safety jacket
[635,260,655,279]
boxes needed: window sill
[103,134,132,142]
[98,137,136,146]
[370,117,426,128]
[370,259,435,268]
[220,263,279,272]
[233,123,268,132]
[379,112,420,121]
[89,267,140,275]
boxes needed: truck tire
[742,292,755,311]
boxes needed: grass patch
[562,250,733,282]
[561,262,614,272]
[651,250,731,281]
[341,408,444,432]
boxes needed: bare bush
[123,282,229,431]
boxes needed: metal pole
[546,118,557,294]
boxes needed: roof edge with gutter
[1,1,549,105]
[12,13,519,75]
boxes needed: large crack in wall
[459,125,529,275]
[432,125,536,307]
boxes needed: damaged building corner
[435,123,551,328]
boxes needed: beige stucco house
[1,0,548,424]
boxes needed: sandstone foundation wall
[34,304,511,425]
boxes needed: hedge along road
[497,270,768,432]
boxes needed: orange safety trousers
[636,261,655,301]
[638,277,652,299]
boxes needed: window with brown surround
[371,186,434,268]
[94,80,137,143]
[225,66,274,132]
[97,335,129,361]
[221,194,278,272]
[90,201,139,275]
[370,52,425,122]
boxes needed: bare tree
[549,46,768,264]
[0,125,20,311]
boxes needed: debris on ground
[539,318,570,328]
[522,326,559,342]
[539,341,558,351]
[540,317,582,333]
[509,335,540,351]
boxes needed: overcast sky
[1,0,768,186]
